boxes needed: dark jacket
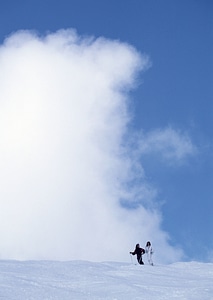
[130,244,145,264]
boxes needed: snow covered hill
[0,260,212,299]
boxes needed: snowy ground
[0,260,212,299]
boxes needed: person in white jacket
[145,241,154,265]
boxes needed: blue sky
[0,0,212,262]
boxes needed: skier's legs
[147,252,150,264]
[149,253,153,265]
[138,255,144,265]
[147,252,153,265]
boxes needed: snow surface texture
[0,260,212,299]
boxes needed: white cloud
[138,127,197,164]
[0,29,183,263]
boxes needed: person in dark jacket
[130,243,145,265]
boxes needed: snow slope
[0,260,212,299]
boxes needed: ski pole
[129,253,133,264]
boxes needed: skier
[145,241,154,265]
[130,243,145,265]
